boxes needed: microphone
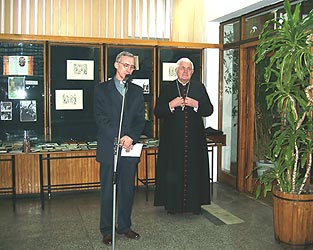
[122,74,132,88]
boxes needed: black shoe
[120,229,140,239]
[102,234,112,245]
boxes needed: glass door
[220,47,239,187]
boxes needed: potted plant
[254,0,313,248]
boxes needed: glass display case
[0,39,205,145]
[0,41,45,143]
[49,43,101,142]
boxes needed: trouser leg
[99,163,114,235]
[117,159,138,233]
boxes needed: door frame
[237,42,257,192]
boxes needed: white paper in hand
[121,143,143,157]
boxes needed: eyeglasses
[118,61,136,70]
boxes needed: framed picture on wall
[1,102,12,121]
[20,100,37,122]
[3,56,33,76]
[162,62,177,81]
[66,60,94,80]
[8,76,26,99]
[55,89,83,110]
[132,79,150,94]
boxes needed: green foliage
[254,0,313,197]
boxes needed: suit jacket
[94,78,145,165]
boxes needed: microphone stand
[112,81,128,250]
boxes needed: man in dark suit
[94,51,145,245]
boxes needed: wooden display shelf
[0,148,156,197]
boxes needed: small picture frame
[20,100,37,122]
[8,76,26,99]
[162,62,177,81]
[1,102,12,121]
[55,89,83,110]
[3,56,33,76]
[66,60,94,80]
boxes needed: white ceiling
[207,0,283,22]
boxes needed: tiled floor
[0,183,296,250]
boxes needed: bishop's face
[175,61,194,84]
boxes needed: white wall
[203,47,220,182]
[206,0,282,22]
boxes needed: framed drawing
[66,60,94,80]
[162,62,177,81]
[55,89,83,110]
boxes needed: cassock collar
[177,79,190,86]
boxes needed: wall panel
[83,0,92,37]
[0,0,207,42]
[37,0,44,35]
[59,0,68,36]
[0,156,12,193]
[99,0,106,37]
[44,0,51,35]
[75,0,84,37]
[67,0,76,37]
[52,0,59,35]
[15,154,40,194]
[91,0,100,37]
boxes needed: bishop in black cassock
[154,57,213,214]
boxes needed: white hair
[176,57,194,70]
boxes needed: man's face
[114,56,136,80]
[175,61,194,84]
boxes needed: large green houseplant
[254,0,313,198]
[254,0,313,248]
[254,66,278,176]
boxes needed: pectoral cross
[176,80,190,112]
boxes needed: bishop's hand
[169,97,185,110]
[184,97,198,109]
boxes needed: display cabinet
[1,40,205,145]
[0,41,45,142]
[49,43,101,142]
[0,36,208,195]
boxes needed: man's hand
[169,97,184,109]
[184,97,198,109]
[120,135,133,152]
